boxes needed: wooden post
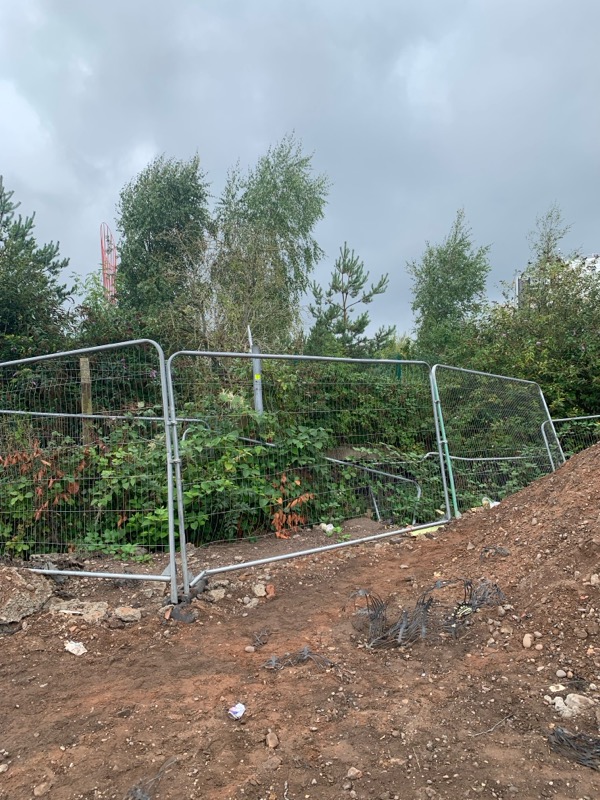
[80,357,93,445]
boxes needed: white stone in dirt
[0,567,53,624]
[556,669,567,678]
[207,588,226,602]
[252,583,267,598]
[114,606,142,623]
[346,767,362,779]
[0,764,8,774]
[565,693,596,713]
[522,634,534,649]
[33,783,52,796]
[590,573,600,586]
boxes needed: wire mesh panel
[433,365,562,515]
[167,352,450,586]
[543,415,600,459]
[0,340,178,601]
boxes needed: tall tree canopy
[212,134,329,348]
[408,209,490,362]
[0,176,71,360]
[106,135,328,351]
[470,206,600,415]
[116,154,211,310]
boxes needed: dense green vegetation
[1,142,599,555]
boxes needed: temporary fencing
[0,340,179,602]
[542,414,600,462]
[432,365,563,515]
[2,338,583,601]
[166,352,451,591]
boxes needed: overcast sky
[1,0,599,335]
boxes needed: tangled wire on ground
[548,727,600,771]
[261,645,335,671]
[350,578,506,649]
[123,756,177,800]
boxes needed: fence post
[432,366,461,518]
[165,355,190,598]
[252,344,264,414]
[79,357,93,445]
[536,388,565,469]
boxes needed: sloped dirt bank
[1,445,600,799]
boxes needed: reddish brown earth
[2,444,600,800]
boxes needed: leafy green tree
[214,134,329,348]
[102,136,328,353]
[471,207,600,415]
[527,202,570,265]
[116,154,211,311]
[408,209,491,362]
[0,176,72,360]
[306,243,396,357]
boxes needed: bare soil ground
[2,444,600,800]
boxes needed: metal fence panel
[0,340,179,602]
[167,352,450,589]
[542,415,600,460]
[432,365,563,515]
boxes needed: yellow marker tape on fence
[254,374,261,381]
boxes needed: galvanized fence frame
[432,364,563,515]
[0,339,180,603]
[541,414,600,465]
[167,351,451,593]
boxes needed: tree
[214,134,329,348]
[306,243,396,357]
[470,206,600,415]
[0,176,72,360]
[408,209,491,362]
[116,154,211,310]
[106,136,328,352]
[527,202,570,266]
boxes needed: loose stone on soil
[0,567,53,624]
[253,583,267,597]
[114,606,142,623]
[522,633,534,648]
[265,730,279,749]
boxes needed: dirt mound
[1,445,600,799]
[436,441,600,674]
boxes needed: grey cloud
[1,0,599,335]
